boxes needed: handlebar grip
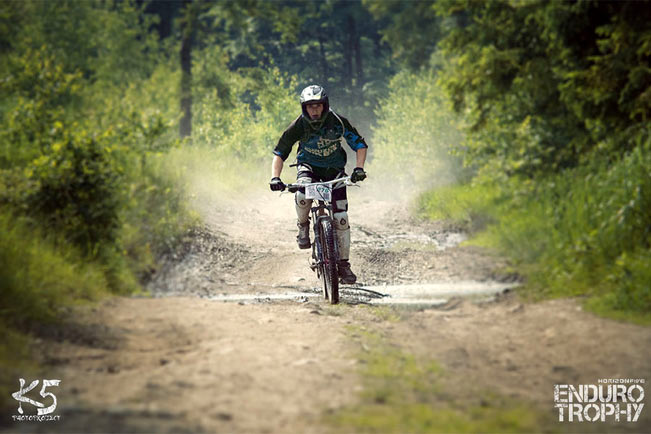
[287,184,300,193]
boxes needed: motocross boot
[338,260,357,284]
[297,221,311,249]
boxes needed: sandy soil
[4,183,650,433]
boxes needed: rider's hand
[269,177,286,192]
[351,167,367,183]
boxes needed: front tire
[318,217,339,304]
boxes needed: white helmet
[300,85,329,125]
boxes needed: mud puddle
[360,281,519,306]
[207,291,321,303]
[206,280,518,308]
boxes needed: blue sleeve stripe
[354,142,368,150]
[273,150,288,160]
[344,131,367,150]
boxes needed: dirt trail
[6,183,651,433]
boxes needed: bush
[369,68,466,192]
[0,212,107,330]
[0,0,196,411]
[193,61,298,162]
[418,135,651,321]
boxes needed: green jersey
[273,110,368,169]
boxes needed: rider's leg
[332,188,357,284]
[333,210,351,260]
[295,186,312,225]
[295,189,312,249]
[295,165,314,249]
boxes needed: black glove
[351,167,367,183]
[269,177,285,192]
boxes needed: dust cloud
[165,126,462,228]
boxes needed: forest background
[1,0,649,409]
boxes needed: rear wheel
[318,217,339,304]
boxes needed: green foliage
[369,68,466,190]
[0,1,193,313]
[193,63,298,162]
[173,63,298,211]
[364,0,441,70]
[417,181,501,231]
[0,46,188,268]
[435,0,651,176]
[0,210,111,412]
[418,137,651,321]
[26,132,120,250]
[1,49,118,253]
[5,0,160,83]
[1,47,81,166]
[200,0,301,57]
[373,0,651,322]
[534,140,651,314]
[172,0,393,131]
[0,1,26,55]
[0,212,107,331]
[119,149,197,280]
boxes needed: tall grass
[418,136,651,323]
[118,148,198,281]
[0,211,111,411]
[0,47,196,411]
[0,213,108,330]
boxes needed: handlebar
[285,176,353,193]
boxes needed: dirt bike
[285,176,354,305]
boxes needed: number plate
[305,184,332,201]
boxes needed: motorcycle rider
[269,84,367,284]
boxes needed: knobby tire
[318,217,339,304]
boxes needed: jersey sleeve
[339,115,368,151]
[273,116,303,161]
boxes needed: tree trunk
[318,34,329,87]
[353,23,363,107]
[179,0,193,140]
[344,15,355,107]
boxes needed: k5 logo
[12,378,61,415]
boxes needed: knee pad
[333,212,350,260]
[295,189,312,224]
[295,190,312,210]
[333,212,350,230]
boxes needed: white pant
[295,185,350,261]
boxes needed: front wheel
[318,217,339,304]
